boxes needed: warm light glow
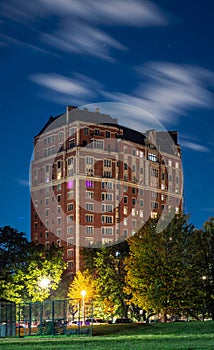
[81,290,86,298]
[39,277,51,289]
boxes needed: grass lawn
[0,322,213,350]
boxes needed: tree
[0,226,66,303]
[194,218,214,319]
[67,269,96,302]
[92,241,130,319]
[125,214,196,321]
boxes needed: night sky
[0,0,213,239]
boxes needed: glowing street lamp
[81,290,86,325]
[38,277,51,289]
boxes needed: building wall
[31,109,183,275]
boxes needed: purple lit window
[86,180,93,188]
[67,180,74,189]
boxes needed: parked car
[114,318,133,324]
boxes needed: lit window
[148,153,157,162]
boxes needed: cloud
[17,179,30,186]
[0,0,168,60]
[41,22,126,61]
[180,139,209,152]
[30,73,102,105]
[102,62,214,122]
[39,0,167,26]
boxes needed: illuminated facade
[31,106,183,274]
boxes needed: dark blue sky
[0,0,213,238]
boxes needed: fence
[1,299,93,337]
[0,299,16,337]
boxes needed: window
[93,140,103,149]
[101,181,113,190]
[140,210,143,218]
[86,180,94,188]
[86,191,94,199]
[104,159,112,167]
[102,204,113,212]
[168,159,172,166]
[57,183,61,191]
[86,238,94,246]
[124,163,128,170]
[57,217,61,225]
[69,127,75,136]
[57,194,61,202]
[94,129,100,135]
[124,196,128,204]
[101,215,113,224]
[175,162,179,169]
[58,131,64,140]
[86,226,94,234]
[101,227,113,235]
[124,218,128,226]
[45,208,49,217]
[45,197,49,205]
[132,198,136,205]
[105,131,110,138]
[57,228,61,236]
[67,249,74,258]
[45,231,49,239]
[123,229,128,238]
[101,193,113,201]
[68,168,74,176]
[68,203,73,211]
[103,171,112,178]
[67,226,73,235]
[68,157,74,166]
[148,153,157,162]
[132,164,136,172]
[57,205,61,214]
[86,215,94,223]
[86,157,94,165]
[69,139,75,149]
[124,207,128,215]
[86,203,94,211]
[151,168,159,177]
[151,201,158,209]
[84,128,89,135]
[86,167,93,176]
[67,215,73,223]
[132,208,135,216]
[67,238,74,246]
[67,261,74,270]
[67,191,74,200]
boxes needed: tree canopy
[0,226,66,303]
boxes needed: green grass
[1,322,214,350]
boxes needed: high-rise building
[31,106,183,275]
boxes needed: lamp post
[81,290,86,325]
[38,277,51,290]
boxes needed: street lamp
[81,290,86,325]
[38,277,51,289]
